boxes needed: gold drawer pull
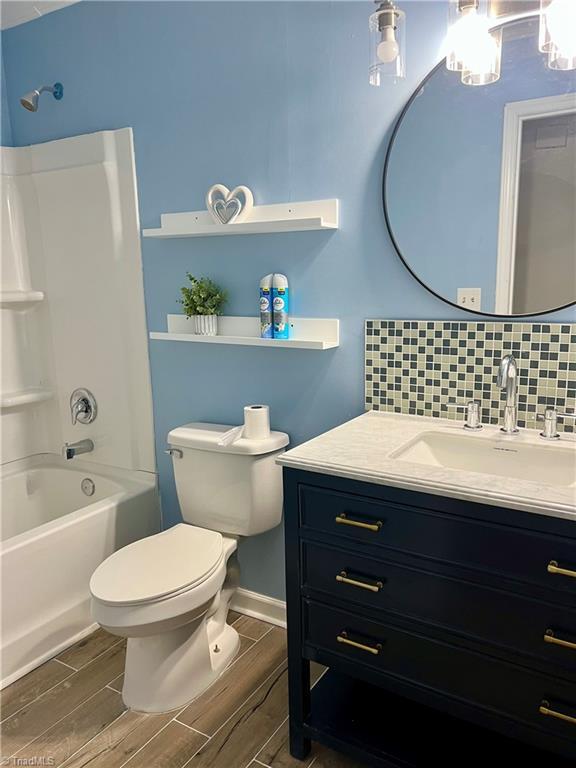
[335,513,382,533]
[544,629,576,651]
[539,700,576,726]
[337,631,382,656]
[547,560,576,579]
[336,570,383,593]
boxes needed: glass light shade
[461,27,502,85]
[369,2,406,85]
[445,0,490,72]
[541,0,576,69]
[548,45,576,70]
[539,0,554,51]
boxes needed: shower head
[20,82,63,112]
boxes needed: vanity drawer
[299,485,576,598]
[302,541,576,673]
[304,600,576,748]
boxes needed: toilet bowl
[90,524,240,712]
[90,421,289,713]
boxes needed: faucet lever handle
[443,400,482,431]
[537,408,560,440]
[538,408,575,440]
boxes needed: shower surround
[0,128,159,686]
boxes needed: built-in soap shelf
[150,315,339,350]
[0,388,53,409]
[142,199,339,238]
[0,291,45,308]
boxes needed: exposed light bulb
[546,0,576,52]
[369,0,406,84]
[544,0,576,69]
[377,26,399,63]
[461,25,501,85]
[445,6,490,72]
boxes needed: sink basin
[390,431,576,487]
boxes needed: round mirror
[384,15,576,316]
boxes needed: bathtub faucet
[62,439,94,460]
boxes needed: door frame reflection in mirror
[496,92,576,313]
[383,11,576,318]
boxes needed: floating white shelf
[142,199,339,238]
[0,291,45,308]
[150,315,339,350]
[0,388,53,409]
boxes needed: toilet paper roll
[243,404,270,440]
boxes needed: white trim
[231,588,286,629]
[0,623,99,690]
[495,93,576,314]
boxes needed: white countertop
[278,412,576,522]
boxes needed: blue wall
[2,1,574,599]
[1,43,12,145]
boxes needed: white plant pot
[195,315,218,336]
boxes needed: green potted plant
[179,273,227,336]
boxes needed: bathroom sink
[390,431,576,487]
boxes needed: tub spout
[63,439,94,460]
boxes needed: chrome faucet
[70,388,97,425]
[62,439,94,460]
[497,354,519,434]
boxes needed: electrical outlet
[457,288,481,310]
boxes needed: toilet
[89,422,289,713]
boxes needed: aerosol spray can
[272,274,289,339]
[259,274,273,339]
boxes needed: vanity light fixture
[461,25,502,84]
[540,0,576,70]
[369,0,406,85]
[445,0,502,85]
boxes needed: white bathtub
[0,454,160,687]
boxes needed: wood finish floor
[1,613,364,768]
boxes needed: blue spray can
[272,274,289,339]
[259,274,273,339]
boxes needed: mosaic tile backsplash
[365,321,575,433]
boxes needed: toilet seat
[90,524,224,606]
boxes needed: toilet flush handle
[165,448,183,458]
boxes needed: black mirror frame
[382,16,576,319]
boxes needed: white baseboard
[1,622,99,689]
[231,587,286,629]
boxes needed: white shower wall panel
[0,129,155,472]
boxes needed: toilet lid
[90,524,224,605]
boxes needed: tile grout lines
[0,667,76,725]
[4,619,278,768]
[243,667,329,768]
[122,624,278,768]
[2,636,126,732]
[60,708,132,768]
[2,620,261,729]
[59,620,274,768]
[53,658,78,671]
[11,685,119,759]
[178,658,289,768]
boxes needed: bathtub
[0,454,160,687]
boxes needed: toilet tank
[167,423,290,536]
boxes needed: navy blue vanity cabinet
[283,468,576,767]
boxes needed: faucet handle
[443,400,483,431]
[70,388,97,425]
[537,408,560,440]
[537,408,576,440]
